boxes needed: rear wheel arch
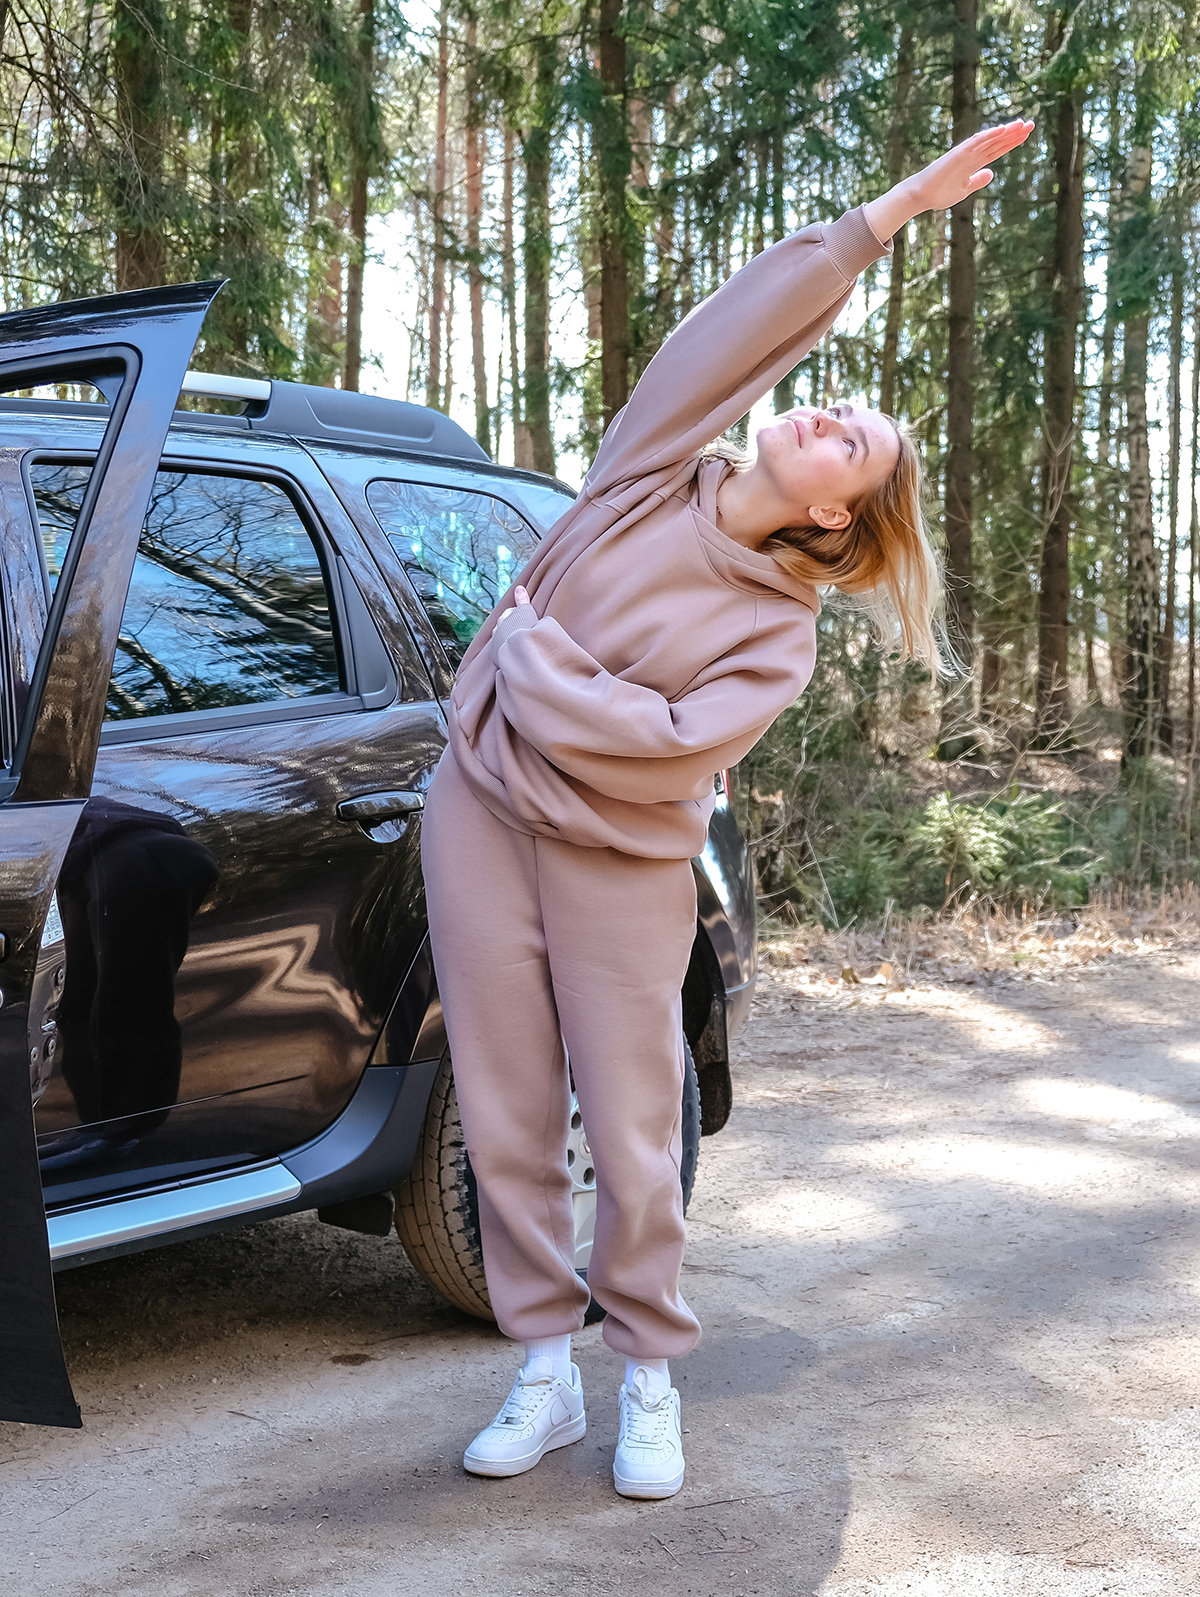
[682,928,733,1136]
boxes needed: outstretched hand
[863,119,1034,245]
[909,120,1035,211]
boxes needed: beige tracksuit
[422,206,890,1357]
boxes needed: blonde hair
[704,418,943,678]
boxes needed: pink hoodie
[448,206,891,859]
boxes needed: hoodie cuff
[493,600,539,646]
[822,206,893,284]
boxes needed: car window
[499,480,576,538]
[366,479,540,667]
[30,463,342,720]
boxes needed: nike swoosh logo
[550,1395,572,1426]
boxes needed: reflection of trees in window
[366,480,539,666]
[29,464,341,720]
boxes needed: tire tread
[394,1053,493,1320]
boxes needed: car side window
[29,463,342,720]
[366,479,540,667]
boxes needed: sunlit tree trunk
[1036,12,1084,734]
[938,0,979,759]
[427,0,449,411]
[751,131,767,257]
[1097,72,1127,704]
[579,105,603,463]
[1157,241,1184,746]
[1190,283,1200,793]
[523,18,557,474]
[112,0,168,291]
[597,0,631,425]
[771,126,794,414]
[1122,121,1156,760]
[343,0,375,392]
[879,24,914,419]
[504,124,532,468]
[318,196,346,368]
[465,17,489,453]
[649,85,678,363]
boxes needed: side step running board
[47,1163,301,1262]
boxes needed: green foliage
[910,790,1100,907]
[0,0,406,375]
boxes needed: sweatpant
[421,749,702,1357]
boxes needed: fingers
[967,167,995,192]
[966,119,1035,157]
[514,584,530,605]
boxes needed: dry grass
[758,881,1200,992]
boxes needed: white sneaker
[613,1368,685,1499]
[463,1359,586,1478]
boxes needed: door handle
[336,790,425,825]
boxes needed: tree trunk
[1122,129,1156,760]
[343,0,375,392]
[465,18,489,454]
[443,259,455,412]
[879,24,914,419]
[523,19,557,474]
[1035,15,1084,734]
[1157,251,1184,746]
[112,0,167,292]
[597,0,631,426]
[220,0,257,364]
[648,82,677,364]
[504,125,531,468]
[771,126,796,414]
[407,192,427,399]
[427,0,449,411]
[1097,73,1127,703]
[579,103,603,463]
[751,132,767,257]
[318,197,346,371]
[1189,283,1199,787]
[938,0,979,759]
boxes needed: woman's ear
[807,504,852,531]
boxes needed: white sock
[522,1335,572,1380]
[625,1357,671,1395]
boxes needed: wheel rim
[567,1092,597,1270]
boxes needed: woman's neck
[713,463,788,550]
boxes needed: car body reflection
[38,798,219,1172]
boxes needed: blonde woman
[422,119,1033,1499]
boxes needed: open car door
[0,282,222,1426]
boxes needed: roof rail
[246,380,488,462]
[176,370,488,462]
[180,370,271,403]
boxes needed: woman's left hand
[864,119,1034,243]
[906,120,1035,212]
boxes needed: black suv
[0,282,757,1428]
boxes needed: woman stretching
[422,118,1033,1499]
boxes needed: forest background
[2,0,1198,929]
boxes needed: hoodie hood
[689,458,822,611]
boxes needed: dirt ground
[4,934,1200,1597]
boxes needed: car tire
[394,1041,702,1324]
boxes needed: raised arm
[585,207,889,500]
[586,119,1034,503]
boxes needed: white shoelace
[493,1373,554,1429]
[623,1372,672,1447]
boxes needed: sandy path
[4,944,1199,1596]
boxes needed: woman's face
[753,402,899,529]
